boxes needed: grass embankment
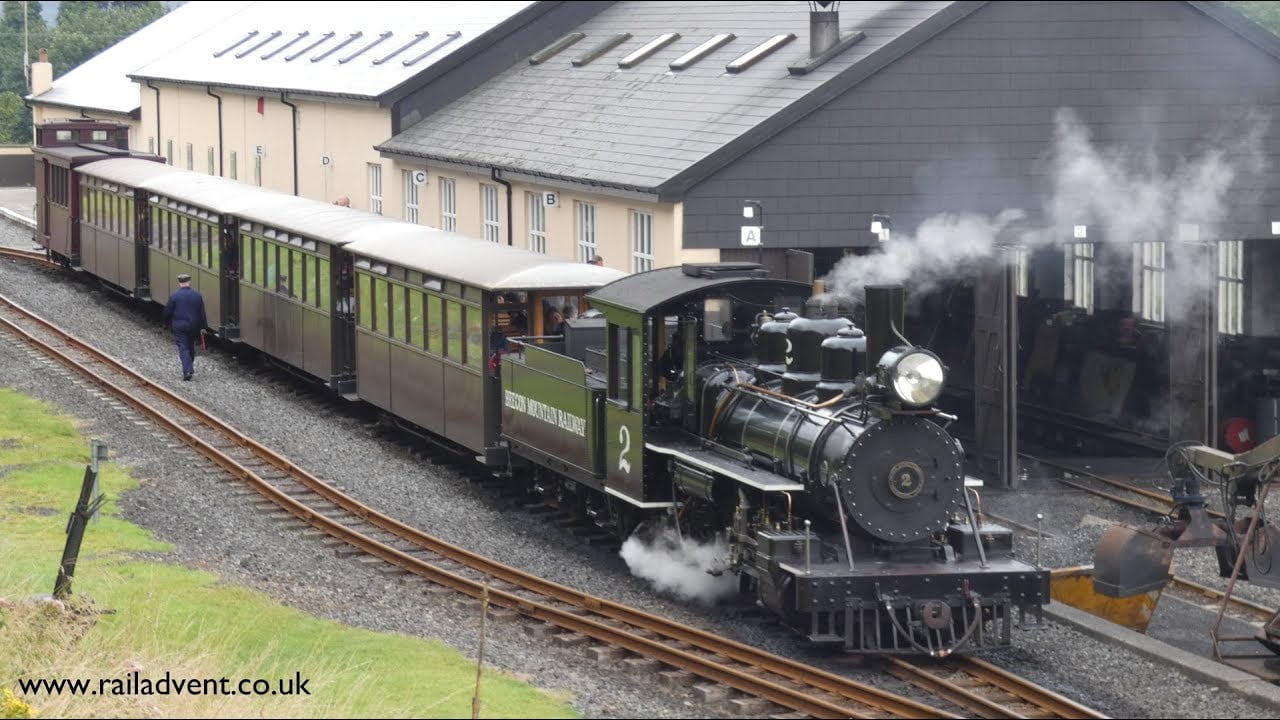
[0,388,576,718]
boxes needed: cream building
[125,1,603,214]
[26,2,254,146]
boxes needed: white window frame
[229,151,238,181]
[631,210,654,273]
[185,142,193,171]
[576,201,597,263]
[254,155,262,187]
[1133,240,1165,322]
[1218,239,1244,335]
[481,184,500,243]
[527,192,546,253]
[207,146,215,175]
[403,170,420,224]
[440,177,457,232]
[1064,242,1094,313]
[368,163,383,215]
[166,139,174,165]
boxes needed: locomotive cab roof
[588,263,810,316]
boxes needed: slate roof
[378,0,974,198]
[27,2,253,115]
[128,1,537,101]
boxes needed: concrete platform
[1044,601,1280,709]
[0,186,36,229]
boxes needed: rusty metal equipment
[1091,434,1280,656]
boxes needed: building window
[254,155,262,187]
[148,137,155,154]
[526,192,546,253]
[403,170,420,224]
[1013,246,1029,297]
[230,151,238,181]
[207,146,215,175]
[1134,240,1165,322]
[1064,242,1094,313]
[166,140,173,165]
[576,201,597,263]
[368,163,383,215]
[185,143,193,170]
[440,177,456,232]
[1218,240,1244,335]
[631,210,654,273]
[481,184,500,243]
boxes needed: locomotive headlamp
[876,347,946,406]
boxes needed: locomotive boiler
[683,284,1049,655]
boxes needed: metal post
[1035,513,1044,569]
[89,438,108,524]
[804,519,812,576]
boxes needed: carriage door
[36,159,49,237]
[133,189,150,299]
[329,250,357,396]
[219,217,240,339]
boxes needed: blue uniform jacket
[163,287,207,334]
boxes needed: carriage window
[292,250,305,301]
[427,294,442,353]
[318,257,330,311]
[631,331,643,409]
[610,324,631,405]
[80,182,88,218]
[208,223,220,270]
[264,242,277,289]
[446,301,462,360]
[465,306,483,368]
[409,290,424,348]
[391,284,407,343]
[150,206,160,246]
[373,278,388,333]
[358,273,372,329]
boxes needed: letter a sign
[741,226,762,246]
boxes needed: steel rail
[1167,575,1275,624]
[888,656,1109,719]
[0,245,58,269]
[0,293,953,720]
[1024,453,1226,520]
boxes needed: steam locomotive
[31,135,1048,656]
[502,265,1050,655]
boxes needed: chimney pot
[38,48,48,63]
[809,10,840,57]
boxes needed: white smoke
[820,105,1270,324]
[619,525,736,605]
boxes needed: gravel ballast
[2,217,1277,718]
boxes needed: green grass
[0,388,577,718]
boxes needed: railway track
[887,656,1108,719]
[0,245,59,269]
[0,292,977,719]
[1022,453,1226,520]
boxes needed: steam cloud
[619,525,736,605]
[822,106,1270,323]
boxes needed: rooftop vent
[263,31,309,60]
[214,30,258,58]
[789,2,866,75]
[286,32,334,61]
[726,33,795,74]
[669,34,735,71]
[374,31,429,65]
[618,32,680,69]
[339,31,391,64]
[682,262,769,279]
[530,33,585,65]
[403,31,461,67]
[312,32,362,62]
[572,33,632,67]
[236,30,282,59]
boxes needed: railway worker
[588,255,604,266]
[162,273,207,382]
[334,196,350,207]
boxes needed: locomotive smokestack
[809,3,840,57]
[864,285,905,376]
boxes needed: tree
[49,1,164,78]
[0,91,26,143]
[1230,1,1280,36]
[0,1,47,95]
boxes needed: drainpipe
[145,80,160,154]
[279,92,299,195]
[491,166,513,246]
[206,86,223,176]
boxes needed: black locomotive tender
[33,140,1049,656]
